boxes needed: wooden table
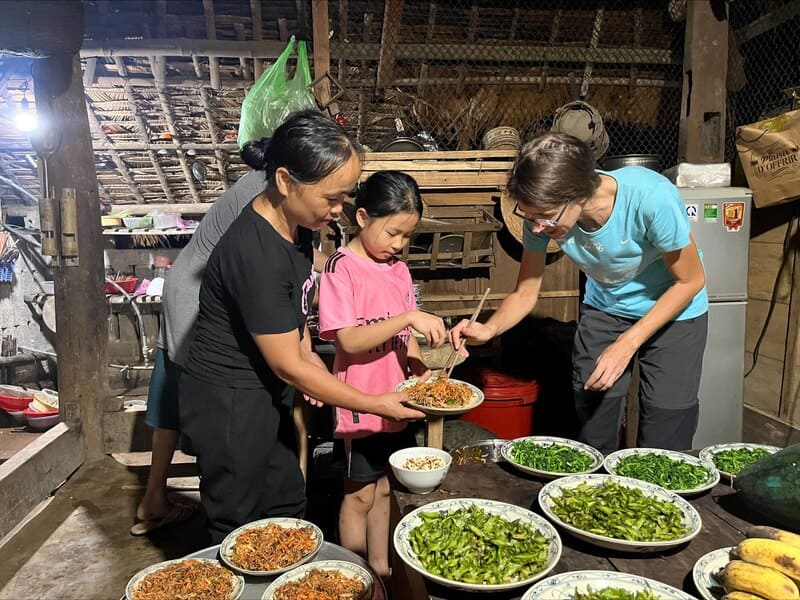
[390,461,761,600]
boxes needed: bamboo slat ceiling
[0,0,685,207]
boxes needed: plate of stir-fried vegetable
[501,436,604,480]
[220,518,323,576]
[522,570,696,600]
[396,376,483,416]
[126,558,244,600]
[393,498,562,592]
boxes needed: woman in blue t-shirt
[451,133,708,453]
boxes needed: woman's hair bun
[240,137,272,171]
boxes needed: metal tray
[450,438,507,465]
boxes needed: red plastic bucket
[461,368,539,439]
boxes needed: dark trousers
[179,373,306,543]
[572,305,708,453]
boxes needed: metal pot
[376,135,426,152]
[600,154,661,172]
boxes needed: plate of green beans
[521,570,697,600]
[698,443,781,480]
[392,498,562,592]
[603,448,720,495]
[501,436,605,480]
[538,474,702,552]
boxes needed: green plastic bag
[237,37,317,149]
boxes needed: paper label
[723,201,746,232]
[703,203,718,223]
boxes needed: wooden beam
[202,0,221,90]
[628,8,643,97]
[0,141,240,152]
[0,0,84,57]
[149,57,201,202]
[233,23,253,81]
[312,0,332,107]
[539,9,562,92]
[113,57,175,203]
[0,154,35,204]
[82,57,98,87]
[781,218,800,426]
[250,0,264,80]
[736,0,800,44]
[199,87,230,190]
[337,0,348,85]
[80,38,287,59]
[457,5,480,95]
[84,100,146,203]
[678,0,728,163]
[32,54,108,460]
[376,0,404,89]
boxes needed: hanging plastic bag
[282,41,317,117]
[237,36,298,149]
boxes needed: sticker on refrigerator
[723,201,746,232]
[703,203,718,223]
[685,204,699,222]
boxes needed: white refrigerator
[679,188,752,448]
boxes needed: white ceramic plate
[603,448,720,495]
[261,559,373,600]
[538,474,702,553]
[522,570,696,600]
[698,443,781,480]
[125,557,244,600]
[692,547,733,600]
[396,376,484,416]
[501,436,604,480]
[393,497,562,593]
[219,517,323,577]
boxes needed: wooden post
[426,416,444,450]
[780,219,800,428]
[376,0,404,90]
[678,1,729,163]
[32,54,108,461]
[311,0,333,109]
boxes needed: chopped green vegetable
[575,585,660,600]
[712,447,771,475]
[409,505,551,585]
[550,481,690,542]
[613,453,711,490]
[511,441,595,473]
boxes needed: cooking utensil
[600,154,661,171]
[442,288,491,379]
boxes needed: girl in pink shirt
[318,171,446,577]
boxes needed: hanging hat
[499,189,560,253]
[551,100,609,161]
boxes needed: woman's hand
[374,391,426,421]
[407,311,446,348]
[584,337,637,391]
[448,319,497,356]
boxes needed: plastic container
[460,368,539,440]
[0,392,34,412]
[23,407,60,430]
[122,216,152,229]
[104,277,138,294]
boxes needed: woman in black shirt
[180,111,430,542]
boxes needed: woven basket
[482,126,521,151]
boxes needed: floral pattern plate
[522,569,696,599]
[501,436,604,480]
[603,447,720,495]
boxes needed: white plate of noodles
[396,376,483,416]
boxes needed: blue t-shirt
[522,166,708,320]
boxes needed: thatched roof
[0,0,689,208]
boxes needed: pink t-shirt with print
[318,246,415,438]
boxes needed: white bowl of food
[393,497,562,593]
[538,474,702,553]
[261,559,373,600]
[125,557,244,600]
[389,446,452,494]
[396,375,483,416]
[219,517,323,577]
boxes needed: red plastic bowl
[0,393,34,412]
[104,277,138,294]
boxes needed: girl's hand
[584,338,637,391]
[407,311,446,348]
[374,391,426,421]
[449,319,497,355]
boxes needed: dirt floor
[0,455,208,600]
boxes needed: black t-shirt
[185,202,315,390]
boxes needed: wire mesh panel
[328,0,684,168]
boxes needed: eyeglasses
[513,200,571,229]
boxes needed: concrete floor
[0,456,209,600]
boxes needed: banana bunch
[719,526,800,600]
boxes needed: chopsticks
[442,287,491,379]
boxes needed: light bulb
[15,111,37,132]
